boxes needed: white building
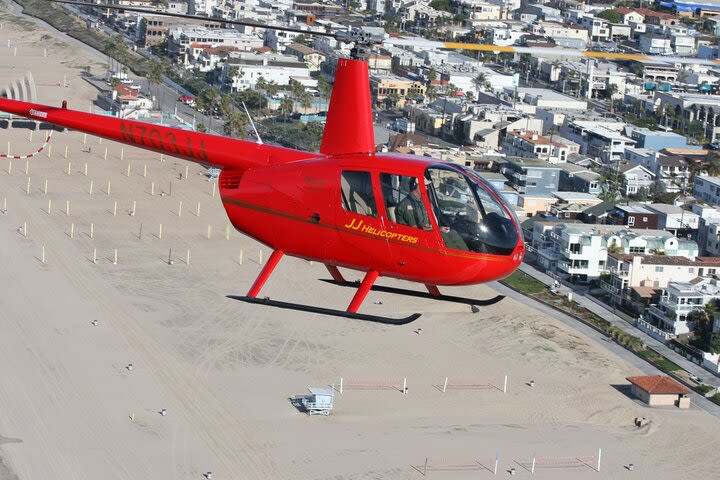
[694,176,720,207]
[694,203,720,255]
[502,129,570,163]
[564,121,635,163]
[639,34,673,55]
[579,16,610,41]
[603,251,714,320]
[618,163,655,196]
[168,27,263,68]
[534,223,696,283]
[648,278,720,336]
[646,203,700,233]
[221,52,311,91]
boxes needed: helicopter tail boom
[0,98,320,169]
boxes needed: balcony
[558,261,590,273]
[636,318,674,341]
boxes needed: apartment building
[221,52,310,91]
[534,223,698,283]
[502,130,570,164]
[502,158,562,195]
[694,175,720,207]
[647,278,720,338]
[603,252,713,318]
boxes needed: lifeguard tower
[300,387,334,415]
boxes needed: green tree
[279,96,294,121]
[317,76,333,101]
[384,92,401,109]
[299,91,313,111]
[446,83,459,97]
[428,68,437,82]
[147,59,168,109]
[598,172,621,202]
[472,73,487,96]
[597,9,621,24]
[705,153,720,176]
[429,0,453,12]
[233,89,268,111]
[690,302,718,352]
[465,91,475,103]
[222,110,248,138]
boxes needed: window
[628,216,635,226]
[629,246,645,253]
[380,173,426,228]
[655,266,664,272]
[643,217,648,222]
[341,171,377,217]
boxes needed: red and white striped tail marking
[0,130,53,159]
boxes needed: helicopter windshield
[426,166,519,255]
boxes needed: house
[618,162,655,196]
[646,203,700,233]
[602,252,712,317]
[615,7,645,25]
[518,195,558,217]
[502,158,562,195]
[626,376,690,408]
[648,277,720,337]
[370,73,426,108]
[284,43,326,72]
[558,162,601,195]
[628,128,694,151]
[607,205,659,229]
[578,200,616,224]
[694,203,720,255]
[579,16,610,42]
[502,130,570,163]
[639,33,673,55]
[534,223,698,282]
[563,121,635,163]
[168,27,263,68]
[693,175,720,207]
[549,192,602,220]
[96,84,153,118]
[221,52,311,91]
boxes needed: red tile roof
[627,375,690,394]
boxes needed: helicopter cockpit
[425,166,519,255]
[375,165,519,256]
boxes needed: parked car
[178,96,195,105]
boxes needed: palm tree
[705,152,720,176]
[299,91,313,112]
[317,76,333,102]
[147,59,167,110]
[199,87,221,130]
[472,73,487,97]
[279,96,294,121]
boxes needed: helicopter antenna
[241,101,263,145]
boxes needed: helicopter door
[337,170,391,266]
[380,173,442,272]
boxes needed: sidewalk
[517,262,720,390]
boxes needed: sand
[0,6,717,479]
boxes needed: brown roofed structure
[626,375,690,395]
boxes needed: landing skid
[321,280,505,307]
[227,295,422,325]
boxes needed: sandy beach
[0,5,717,479]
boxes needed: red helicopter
[0,3,532,323]
[10,3,712,323]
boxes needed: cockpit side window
[341,170,377,217]
[380,173,432,230]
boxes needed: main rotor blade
[47,0,337,38]
[384,37,720,66]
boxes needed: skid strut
[234,253,420,324]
